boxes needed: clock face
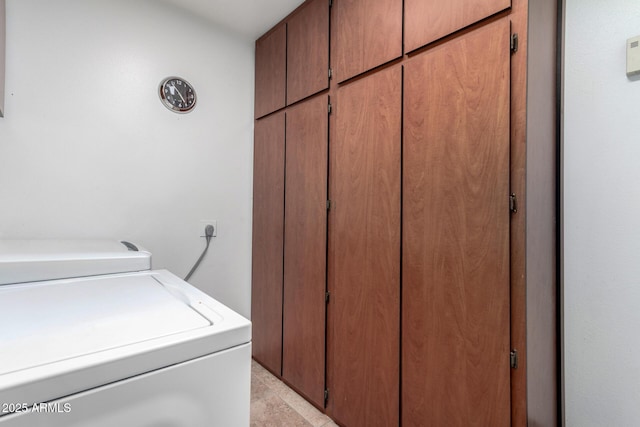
[159,77,197,113]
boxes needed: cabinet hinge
[510,33,519,53]
[510,350,519,369]
[328,103,332,115]
[509,193,518,214]
[329,68,333,80]
[324,389,329,405]
[325,291,330,303]
[326,200,332,210]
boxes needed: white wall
[564,1,640,425]
[0,0,254,318]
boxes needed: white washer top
[0,240,151,285]
[0,269,251,409]
[0,273,210,375]
[0,241,251,411]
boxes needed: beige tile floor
[250,360,338,427]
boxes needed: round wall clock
[159,77,197,113]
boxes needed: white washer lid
[0,273,209,375]
[0,240,151,285]
[0,269,252,410]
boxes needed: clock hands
[170,83,186,103]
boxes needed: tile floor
[250,360,338,427]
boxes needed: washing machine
[0,240,251,426]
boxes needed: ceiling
[161,0,306,41]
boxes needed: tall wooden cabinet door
[252,112,285,375]
[333,0,402,83]
[255,25,286,118]
[404,0,510,53]
[287,0,329,105]
[282,95,329,407]
[402,18,511,427]
[328,66,401,427]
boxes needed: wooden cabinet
[252,0,558,425]
[404,0,510,52]
[255,0,330,117]
[286,0,329,105]
[333,0,403,82]
[251,112,285,374]
[282,95,329,407]
[403,18,511,426]
[0,0,5,118]
[254,25,286,118]
[328,66,401,427]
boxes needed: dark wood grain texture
[282,95,329,408]
[255,25,286,119]
[327,66,401,427]
[402,18,511,427]
[509,0,529,424]
[252,112,286,375]
[286,0,329,105]
[404,0,511,53]
[333,0,402,83]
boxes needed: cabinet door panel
[333,0,402,82]
[255,25,286,118]
[252,112,285,374]
[287,0,329,105]
[328,67,401,427]
[283,95,328,407]
[403,18,511,427]
[404,0,510,52]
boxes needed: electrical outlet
[199,220,217,237]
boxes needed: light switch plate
[627,36,640,78]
